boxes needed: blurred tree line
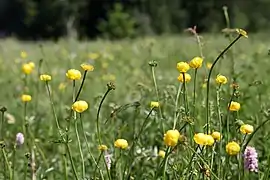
[0,0,269,40]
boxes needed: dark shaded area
[0,0,269,40]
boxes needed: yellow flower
[150,101,159,108]
[66,69,82,80]
[207,62,212,69]
[40,74,52,81]
[158,150,166,158]
[211,132,221,141]
[58,82,67,91]
[177,73,191,83]
[205,135,215,146]
[194,133,207,145]
[81,64,94,71]
[22,63,34,74]
[28,62,35,69]
[72,100,88,113]
[177,62,190,73]
[98,145,108,151]
[20,51,28,59]
[236,29,248,38]
[163,129,180,147]
[21,94,32,102]
[114,139,128,149]
[240,124,254,135]
[189,57,203,69]
[229,101,241,111]
[226,141,240,155]
[216,75,228,85]
[88,52,100,60]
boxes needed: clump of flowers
[229,101,241,111]
[240,124,254,135]
[114,139,128,149]
[163,129,180,147]
[21,94,32,102]
[177,62,190,73]
[66,69,82,80]
[226,141,240,155]
[244,146,258,172]
[189,57,203,69]
[72,100,88,113]
[177,73,191,83]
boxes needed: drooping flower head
[177,73,191,83]
[72,100,88,113]
[244,146,258,172]
[226,141,240,155]
[163,129,180,147]
[189,57,203,69]
[114,139,128,149]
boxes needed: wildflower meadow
[1,29,270,180]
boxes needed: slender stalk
[75,114,85,178]
[151,66,164,132]
[182,73,188,114]
[93,152,103,179]
[216,85,222,177]
[206,35,241,133]
[0,109,4,140]
[225,88,236,143]
[1,147,12,180]
[162,147,170,179]
[74,71,87,102]
[12,145,16,179]
[192,69,198,119]
[210,143,216,170]
[63,153,68,180]
[65,143,79,180]
[173,83,182,129]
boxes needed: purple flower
[244,146,258,172]
[16,133,24,146]
[104,151,112,170]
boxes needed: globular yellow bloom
[28,62,35,69]
[66,69,82,80]
[211,131,221,141]
[189,57,203,69]
[40,74,52,81]
[20,51,28,59]
[150,101,160,108]
[194,133,214,146]
[88,52,100,60]
[22,63,34,74]
[158,150,166,158]
[177,62,190,73]
[21,94,32,102]
[240,124,254,134]
[229,101,241,111]
[216,75,228,85]
[114,139,128,149]
[81,63,94,71]
[205,135,215,146]
[72,100,88,113]
[177,73,191,83]
[236,29,248,38]
[226,141,240,155]
[163,129,180,147]
[98,145,108,151]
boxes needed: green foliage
[98,3,136,39]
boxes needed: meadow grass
[0,31,270,180]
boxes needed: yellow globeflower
[40,74,52,81]
[98,145,108,151]
[66,69,82,80]
[226,141,240,155]
[194,133,207,145]
[22,63,33,75]
[28,62,35,69]
[158,150,166,158]
[216,75,227,85]
[189,57,203,69]
[150,101,160,108]
[163,129,180,147]
[81,63,94,71]
[177,73,191,83]
[229,101,241,111]
[72,100,88,113]
[177,62,190,73]
[20,51,28,59]
[240,124,254,135]
[205,135,215,146]
[236,29,248,38]
[21,94,32,102]
[114,139,128,149]
[211,131,221,141]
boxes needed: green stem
[0,110,4,140]
[75,114,85,178]
[226,88,236,143]
[216,85,222,177]
[65,143,79,180]
[12,145,16,179]
[173,83,182,129]
[206,35,241,134]
[63,153,68,180]
[192,69,198,119]
[74,71,87,102]
[162,147,170,179]
[2,147,12,180]
[93,152,103,179]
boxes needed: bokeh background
[0,0,269,40]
